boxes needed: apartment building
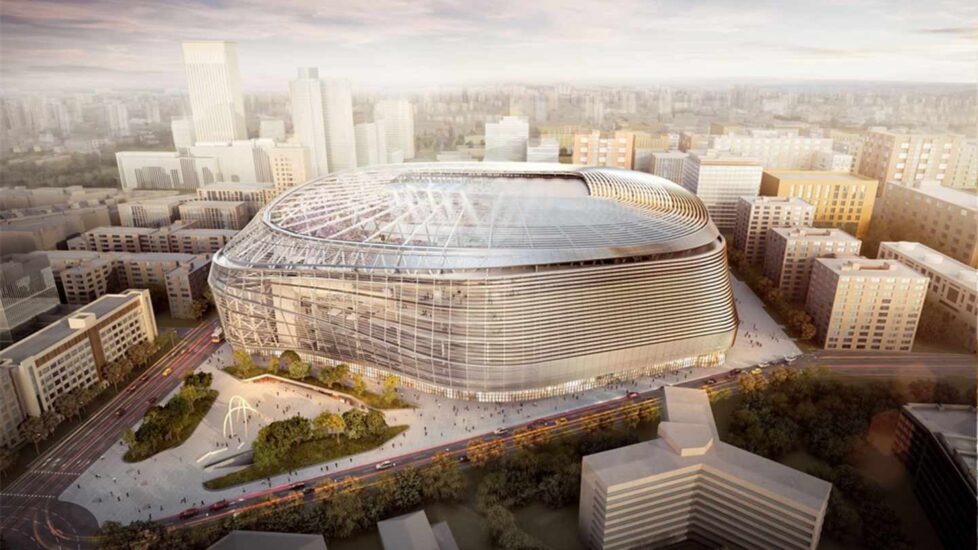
[765,228,862,302]
[167,228,238,254]
[0,255,60,347]
[947,139,976,189]
[857,130,960,193]
[115,253,211,319]
[68,226,156,253]
[805,258,927,351]
[879,242,977,352]
[196,182,275,217]
[68,223,234,255]
[579,387,830,550]
[759,170,877,237]
[709,133,833,170]
[681,152,763,232]
[118,196,188,227]
[526,138,559,163]
[733,196,814,264]
[893,403,976,550]
[178,201,249,230]
[649,151,688,184]
[814,150,855,173]
[0,290,157,447]
[876,182,978,268]
[24,251,120,306]
[0,367,23,449]
[268,144,312,195]
[573,131,635,169]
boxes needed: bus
[211,327,224,343]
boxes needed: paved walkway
[60,273,796,524]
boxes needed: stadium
[209,163,738,401]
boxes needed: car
[146,396,158,405]
[458,454,471,463]
[114,407,126,417]
[161,367,173,377]
[208,500,229,512]
[626,391,641,399]
[750,367,763,375]
[529,420,549,429]
[288,482,305,491]
[375,460,394,470]
[179,508,200,520]
[555,417,568,426]
[493,427,509,435]
[706,378,718,385]
[303,486,316,495]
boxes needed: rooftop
[880,242,977,289]
[206,530,327,550]
[0,291,144,365]
[764,170,876,183]
[377,510,459,550]
[582,387,832,513]
[182,200,247,209]
[772,226,860,242]
[740,196,813,207]
[816,257,928,279]
[891,182,977,212]
[200,182,274,191]
[86,226,156,236]
[903,403,977,486]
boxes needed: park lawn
[204,425,409,490]
[222,367,414,410]
[123,391,218,463]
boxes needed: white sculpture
[223,395,263,448]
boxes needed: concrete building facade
[681,152,763,232]
[573,131,635,169]
[805,258,927,351]
[178,201,249,230]
[733,196,814,264]
[196,182,275,217]
[876,182,978,268]
[857,130,960,193]
[650,151,688,184]
[764,228,862,302]
[759,171,878,237]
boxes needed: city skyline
[1,0,977,92]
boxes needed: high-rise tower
[181,41,247,143]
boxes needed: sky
[1,0,976,92]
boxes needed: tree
[104,358,132,391]
[341,409,369,440]
[317,479,364,538]
[422,452,466,501]
[252,416,313,468]
[800,322,817,341]
[313,412,345,440]
[279,350,301,366]
[333,364,350,386]
[932,381,962,404]
[267,355,280,373]
[467,438,504,466]
[21,415,50,455]
[364,410,388,435]
[352,374,367,396]
[190,298,208,320]
[287,360,310,380]
[122,428,137,448]
[637,402,661,424]
[232,350,255,373]
[55,389,83,421]
[391,467,424,511]
[381,374,399,405]
[0,447,18,478]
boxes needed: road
[3,345,972,548]
[0,318,222,550]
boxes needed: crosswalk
[0,492,56,499]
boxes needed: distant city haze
[1,0,976,91]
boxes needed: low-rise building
[196,182,276,217]
[68,226,156,253]
[573,131,635,169]
[579,386,831,550]
[377,510,459,550]
[0,255,60,347]
[893,403,976,550]
[649,150,688,184]
[167,228,238,254]
[759,170,878,237]
[24,251,120,306]
[876,182,978,268]
[118,196,189,228]
[878,242,978,352]
[526,138,559,163]
[805,258,927,351]
[733,196,814,264]
[115,253,211,319]
[0,290,157,446]
[207,530,327,550]
[764,228,862,302]
[178,201,249,230]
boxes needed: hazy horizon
[2,0,976,93]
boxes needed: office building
[805,258,927,351]
[170,117,195,151]
[178,201,249,230]
[354,121,388,168]
[573,131,635,169]
[650,151,688,184]
[709,134,832,169]
[857,130,961,192]
[876,182,978,267]
[116,151,220,191]
[0,290,157,428]
[268,144,312,195]
[104,102,130,137]
[814,150,855,173]
[115,253,210,319]
[760,170,878,237]
[879,242,978,352]
[893,403,976,550]
[211,164,738,402]
[187,139,276,184]
[733,196,814,264]
[197,182,275,217]
[181,41,247,142]
[0,255,60,346]
[681,152,763,232]
[374,99,415,160]
[259,119,286,142]
[289,69,357,175]
[526,138,559,163]
[484,116,529,162]
[579,387,830,550]
[765,228,862,302]
[118,196,188,228]
[378,510,459,550]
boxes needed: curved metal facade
[210,163,738,401]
